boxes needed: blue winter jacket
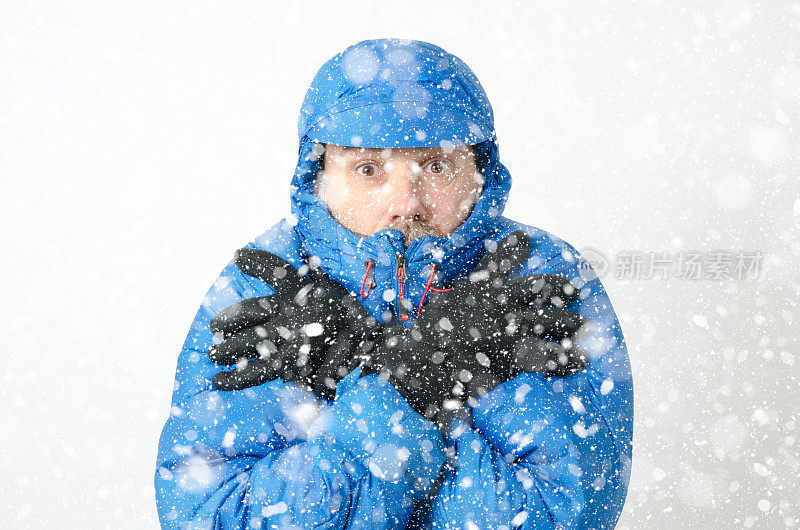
[155,39,633,529]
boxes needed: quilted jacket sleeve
[424,233,634,529]
[154,258,446,529]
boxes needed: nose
[385,161,425,222]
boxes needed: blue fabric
[298,39,492,149]
[156,38,633,529]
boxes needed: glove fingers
[513,336,563,375]
[313,340,361,401]
[505,274,580,308]
[212,358,279,391]
[209,296,280,336]
[433,405,471,437]
[463,366,500,400]
[472,230,531,281]
[234,248,309,296]
[360,328,449,418]
[304,258,332,285]
[213,342,320,391]
[337,287,375,324]
[306,265,375,327]
[444,350,501,403]
[208,326,278,365]
[513,337,587,376]
[549,345,588,376]
[514,306,587,342]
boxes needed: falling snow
[3,2,798,529]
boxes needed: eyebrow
[334,146,385,155]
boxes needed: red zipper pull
[395,253,410,321]
[361,259,376,299]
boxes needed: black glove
[413,230,589,380]
[356,325,497,433]
[313,231,589,416]
[208,249,377,393]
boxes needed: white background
[2,1,798,528]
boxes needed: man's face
[316,144,484,246]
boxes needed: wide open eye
[422,159,459,188]
[356,163,377,177]
[427,160,445,173]
[422,158,453,175]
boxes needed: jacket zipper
[395,253,410,321]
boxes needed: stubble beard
[388,218,447,248]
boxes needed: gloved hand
[413,230,589,381]
[355,324,496,434]
[207,249,377,393]
[314,231,589,419]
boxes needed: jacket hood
[289,39,513,319]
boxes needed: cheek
[354,185,390,209]
[324,180,394,234]
[424,182,479,228]
[427,183,473,211]
[423,189,458,218]
[326,176,373,210]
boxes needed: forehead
[326,144,472,158]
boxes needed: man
[155,39,633,529]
